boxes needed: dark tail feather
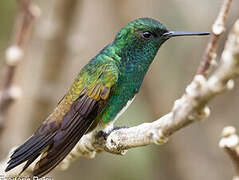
[33,115,95,177]
[12,136,38,155]
[5,133,55,172]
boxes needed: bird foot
[96,126,129,140]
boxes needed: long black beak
[163,31,210,38]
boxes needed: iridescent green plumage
[5,18,209,177]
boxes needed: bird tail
[5,132,56,173]
[5,116,95,177]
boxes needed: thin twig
[0,0,39,136]
[219,126,239,179]
[196,0,232,76]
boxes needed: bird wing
[5,63,119,177]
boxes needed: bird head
[113,18,209,67]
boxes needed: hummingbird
[5,17,209,177]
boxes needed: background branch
[196,0,232,77]
[219,126,239,180]
[0,0,39,138]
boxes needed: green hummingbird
[5,18,209,177]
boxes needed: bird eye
[141,31,153,39]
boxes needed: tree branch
[219,126,239,180]
[0,0,40,137]
[196,0,232,77]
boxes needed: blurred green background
[0,0,239,179]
